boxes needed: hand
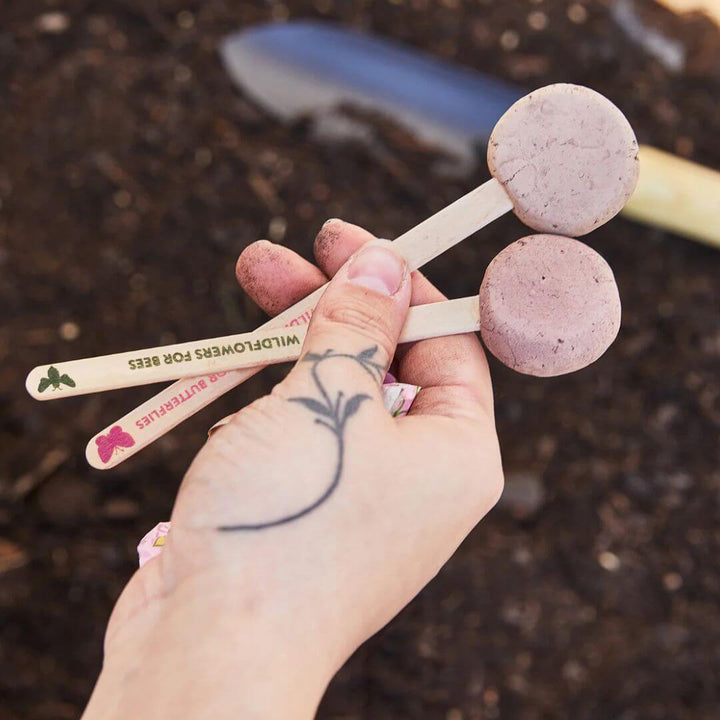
[83,220,503,720]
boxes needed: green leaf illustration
[37,366,75,392]
[59,374,76,388]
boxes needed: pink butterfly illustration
[95,425,135,464]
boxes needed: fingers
[236,240,328,316]
[235,219,373,316]
[395,272,494,421]
[311,221,493,420]
[281,241,411,403]
[236,222,493,422]
[313,219,375,277]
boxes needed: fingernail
[347,244,406,296]
[323,217,343,228]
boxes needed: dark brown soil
[1,1,719,718]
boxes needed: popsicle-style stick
[623,146,720,249]
[28,296,480,400]
[86,84,637,468]
[85,179,512,469]
[84,82,641,469]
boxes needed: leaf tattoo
[342,394,369,424]
[37,366,76,393]
[289,397,335,418]
[218,346,383,532]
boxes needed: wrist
[83,571,335,720]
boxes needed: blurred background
[1,1,719,718]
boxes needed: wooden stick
[28,297,480,400]
[85,178,513,469]
[623,145,720,249]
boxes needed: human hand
[83,220,503,720]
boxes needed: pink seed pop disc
[488,84,639,237]
[479,234,621,376]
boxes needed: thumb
[282,240,411,404]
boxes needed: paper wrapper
[137,521,171,568]
[381,381,420,417]
[137,381,420,567]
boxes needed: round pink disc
[487,84,639,236]
[479,234,621,376]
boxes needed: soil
[1,1,719,719]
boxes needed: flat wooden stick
[27,297,480,400]
[85,178,513,469]
[623,145,720,249]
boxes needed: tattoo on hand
[218,346,384,532]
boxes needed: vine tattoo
[218,346,385,532]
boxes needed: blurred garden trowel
[221,21,720,248]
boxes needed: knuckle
[211,394,286,457]
[318,295,397,356]
[232,394,286,433]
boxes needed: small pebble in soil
[268,216,287,242]
[58,321,80,341]
[663,572,683,591]
[513,546,533,566]
[0,538,28,576]
[113,190,132,209]
[498,472,546,519]
[102,498,141,520]
[108,31,127,52]
[597,550,621,571]
[527,10,549,30]
[176,11,195,29]
[35,12,70,34]
[500,30,520,51]
[174,65,193,84]
[567,3,589,24]
[562,659,586,682]
[507,673,527,693]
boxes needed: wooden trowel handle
[623,145,720,249]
